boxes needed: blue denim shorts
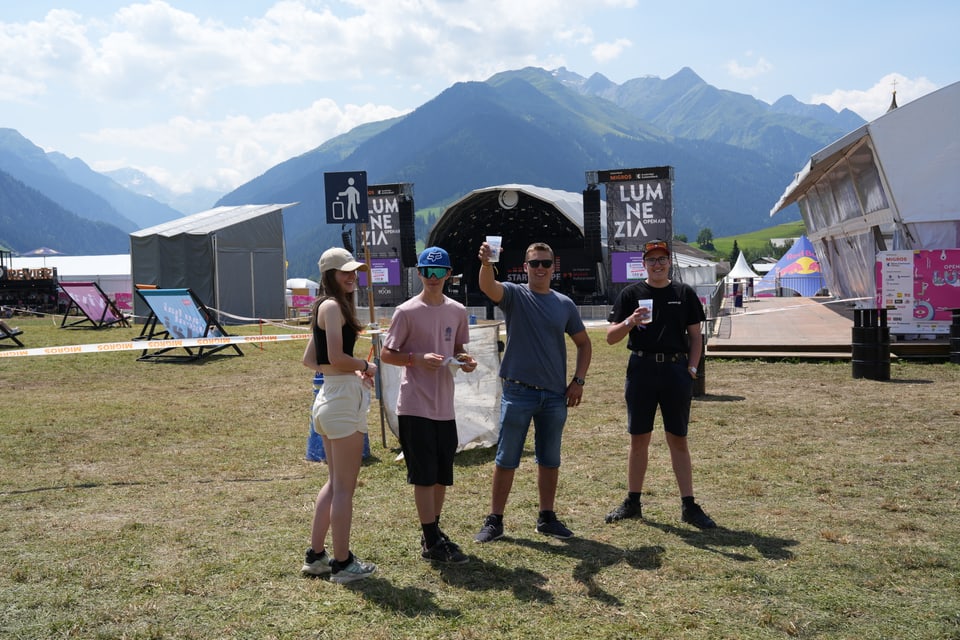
[494,379,568,469]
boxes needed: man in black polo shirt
[603,239,716,529]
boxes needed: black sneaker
[420,528,450,548]
[474,514,504,543]
[681,502,717,529]
[605,498,642,523]
[421,539,469,564]
[535,511,573,539]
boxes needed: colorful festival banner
[876,249,960,334]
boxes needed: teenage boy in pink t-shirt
[381,246,478,563]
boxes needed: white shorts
[311,374,370,439]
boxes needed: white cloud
[85,98,409,193]
[725,54,773,80]
[592,38,632,64]
[811,73,939,121]
[3,1,618,103]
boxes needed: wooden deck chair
[134,287,243,362]
[0,321,24,347]
[59,281,131,329]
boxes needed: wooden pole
[359,222,387,447]
[361,223,375,326]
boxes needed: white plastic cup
[638,299,653,324]
[486,236,502,262]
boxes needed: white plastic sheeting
[379,323,502,452]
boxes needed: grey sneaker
[301,547,331,576]
[681,502,717,529]
[474,514,504,543]
[421,539,469,564]
[535,511,573,539]
[605,499,642,523]
[330,554,377,584]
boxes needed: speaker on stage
[399,198,417,267]
[583,188,602,262]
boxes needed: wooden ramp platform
[706,297,948,361]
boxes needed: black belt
[503,378,546,391]
[631,350,686,363]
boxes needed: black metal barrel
[852,308,890,380]
[951,309,960,365]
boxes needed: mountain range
[0,66,864,276]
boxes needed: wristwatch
[572,376,585,386]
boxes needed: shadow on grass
[644,519,798,562]
[693,394,746,402]
[503,536,665,606]
[356,579,463,617]
[335,556,555,613]
[308,576,464,619]
[434,553,555,603]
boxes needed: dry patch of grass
[2,316,959,639]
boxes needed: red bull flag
[756,235,826,297]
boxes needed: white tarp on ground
[379,323,502,452]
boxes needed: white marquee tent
[770,81,960,301]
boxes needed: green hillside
[707,219,806,262]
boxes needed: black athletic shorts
[624,354,693,437]
[397,415,458,486]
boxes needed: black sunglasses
[526,259,554,268]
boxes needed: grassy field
[2,316,959,639]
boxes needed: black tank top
[313,321,358,365]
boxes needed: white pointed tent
[726,251,761,297]
[728,252,761,280]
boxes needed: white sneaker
[330,554,377,584]
[301,547,332,576]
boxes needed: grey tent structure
[130,204,295,324]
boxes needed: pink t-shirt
[383,295,470,421]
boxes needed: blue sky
[0,1,954,196]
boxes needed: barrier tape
[704,296,871,321]
[0,332,312,359]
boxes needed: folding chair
[134,287,243,362]
[0,321,24,347]
[59,281,131,329]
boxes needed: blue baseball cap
[417,246,452,269]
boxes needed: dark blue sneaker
[474,514,504,543]
[536,511,573,539]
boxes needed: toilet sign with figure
[324,171,368,223]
